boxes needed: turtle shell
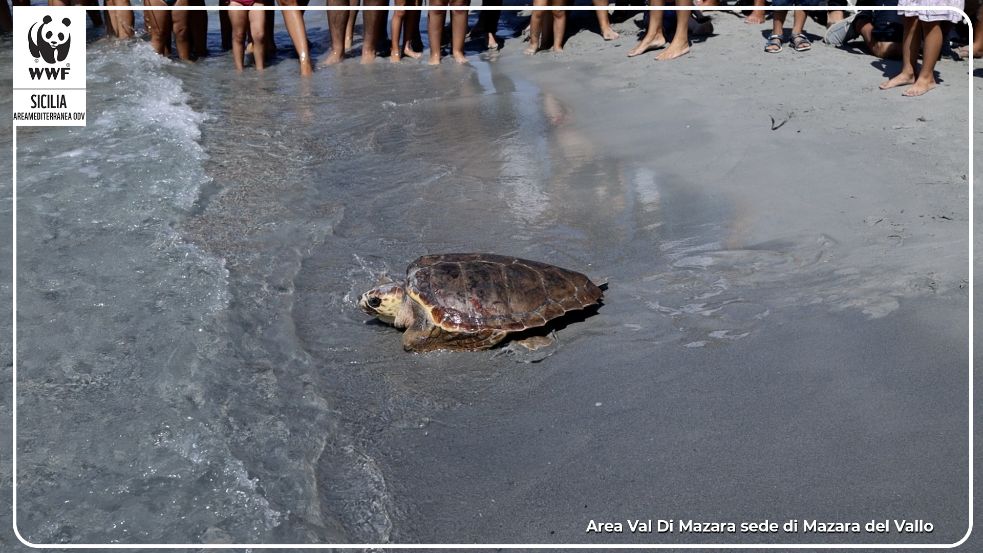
[405,253,603,333]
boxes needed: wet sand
[0,7,979,549]
[315,9,974,545]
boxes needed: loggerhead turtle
[357,253,603,352]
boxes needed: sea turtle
[358,253,603,352]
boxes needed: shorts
[856,0,903,42]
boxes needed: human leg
[550,0,566,52]
[323,0,350,64]
[278,0,313,75]
[904,19,943,96]
[525,0,546,54]
[360,0,386,63]
[248,4,266,69]
[449,0,469,61]
[593,0,618,39]
[627,1,666,56]
[880,16,919,89]
[144,0,173,56]
[171,0,192,60]
[428,0,446,63]
[655,0,690,60]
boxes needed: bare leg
[904,20,943,96]
[550,3,565,52]
[827,9,844,26]
[627,4,666,56]
[745,0,766,25]
[450,0,469,62]
[525,0,546,54]
[230,1,248,70]
[428,2,446,64]
[249,4,266,69]
[171,0,192,60]
[361,0,386,63]
[108,0,135,38]
[593,0,618,40]
[403,4,422,57]
[790,9,806,37]
[391,0,406,61]
[323,0,350,64]
[655,0,690,60]
[279,0,314,75]
[144,0,173,56]
[345,0,358,50]
[880,16,919,89]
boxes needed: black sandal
[765,34,783,53]
[792,33,812,52]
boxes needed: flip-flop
[764,34,783,53]
[792,33,812,52]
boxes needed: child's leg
[593,0,618,40]
[627,1,666,56]
[657,0,691,60]
[746,0,766,24]
[391,0,406,61]
[880,16,919,89]
[428,2,447,64]
[450,0,469,62]
[772,7,787,40]
[172,0,192,61]
[249,6,266,69]
[323,0,350,64]
[229,3,248,70]
[790,9,806,36]
[525,0,547,54]
[904,20,943,96]
[405,3,423,55]
[550,0,566,52]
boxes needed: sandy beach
[0,5,979,548]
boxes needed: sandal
[764,34,783,53]
[792,33,812,52]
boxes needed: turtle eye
[368,297,382,308]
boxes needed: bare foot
[487,33,499,50]
[320,51,344,66]
[627,34,666,57]
[390,49,402,63]
[428,53,441,65]
[902,78,937,96]
[880,72,915,90]
[403,45,422,59]
[655,40,689,60]
[524,44,538,55]
[601,27,619,40]
[299,59,314,76]
[452,51,468,64]
[360,52,376,65]
[552,45,564,53]
[745,11,766,25]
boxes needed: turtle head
[358,281,406,325]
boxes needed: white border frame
[9,4,975,549]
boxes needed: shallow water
[6,11,971,546]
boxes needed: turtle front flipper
[402,326,509,352]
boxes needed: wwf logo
[28,15,72,64]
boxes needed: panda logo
[28,15,72,64]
